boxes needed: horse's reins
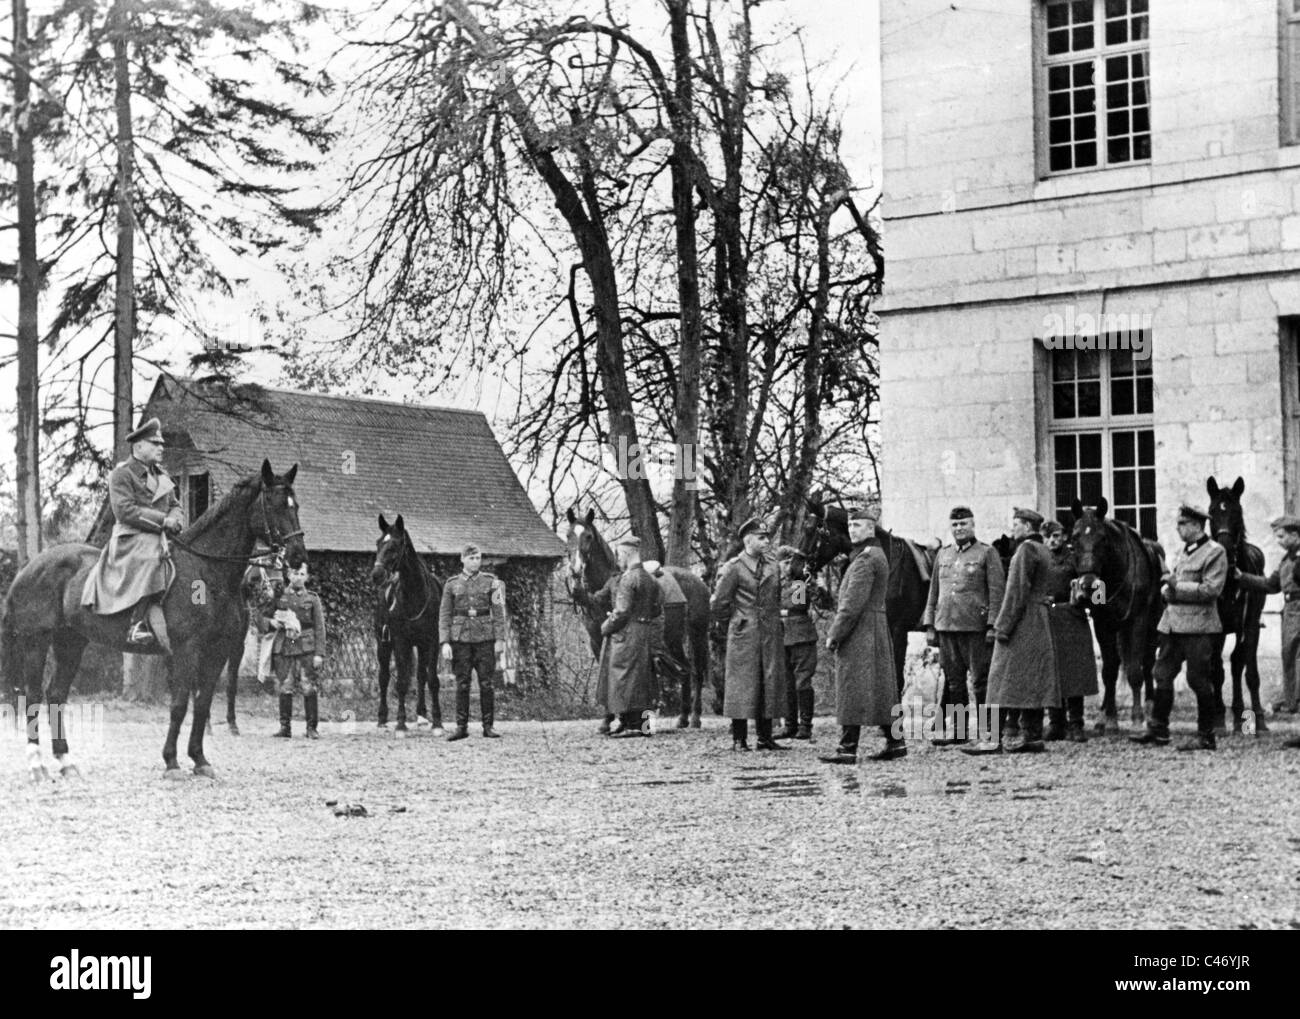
[381,539,436,633]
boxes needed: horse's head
[1206,475,1246,559]
[798,494,852,573]
[372,512,410,585]
[564,506,601,593]
[258,460,306,569]
[1069,496,1116,605]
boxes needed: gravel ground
[2,698,1298,930]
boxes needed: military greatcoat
[987,534,1061,709]
[711,552,787,719]
[828,542,896,727]
[599,566,663,714]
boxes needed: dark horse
[799,493,935,696]
[1068,496,1163,731]
[1205,476,1268,733]
[372,513,445,733]
[2,461,306,781]
[564,508,712,725]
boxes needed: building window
[185,472,211,523]
[1283,0,1300,145]
[1040,0,1150,174]
[1048,342,1156,538]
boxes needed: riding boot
[304,693,320,739]
[776,680,799,739]
[1066,696,1087,742]
[274,694,292,738]
[730,718,750,751]
[481,684,500,738]
[1045,706,1066,741]
[447,685,471,741]
[756,717,789,751]
[796,688,815,739]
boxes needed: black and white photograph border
[1,0,1299,942]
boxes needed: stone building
[877,0,1300,650]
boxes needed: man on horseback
[81,418,184,648]
[1131,504,1227,752]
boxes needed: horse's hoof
[431,727,445,738]
[162,768,188,781]
[394,726,407,739]
[676,715,690,729]
[29,767,50,784]
[416,716,430,729]
[193,764,217,780]
[690,714,702,729]
[60,764,82,780]
[228,723,241,737]
[377,721,389,730]
[1254,720,1269,734]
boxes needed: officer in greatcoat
[640,555,692,727]
[81,418,184,647]
[711,517,787,751]
[819,505,903,764]
[598,535,664,738]
[924,506,1006,744]
[774,546,819,741]
[439,543,507,740]
[965,507,1060,755]
[1042,520,1098,742]
[1235,514,1300,739]
[1131,504,1228,751]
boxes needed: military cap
[1040,519,1065,537]
[616,533,642,550]
[1270,514,1300,533]
[847,505,879,521]
[1013,507,1044,528]
[461,543,481,557]
[1177,505,1210,525]
[774,544,807,561]
[949,505,974,521]
[737,517,769,539]
[127,418,165,445]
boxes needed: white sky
[0,0,884,508]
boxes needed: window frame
[1282,0,1300,146]
[1039,339,1158,539]
[183,471,212,525]
[1035,0,1152,178]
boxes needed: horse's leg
[187,647,224,778]
[415,636,430,727]
[424,639,444,733]
[16,633,51,782]
[376,636,391,728]
[690,614,709,726]
[225,636,242,735]
[891,620,908,699]
[393,639,413,735]
[47,631,88,778]
[1237,616,1266,733]
[1096,626,1120,731]
[1120,625,1145,726]
[1207,630,1228,731]
[162,649,191,777]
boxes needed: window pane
[1112,430,1135,467]
[1107,82,1129,108]
[1132,106,1149,133]
[1073,25,1094,50]
[1111,347,1134,376]
[1056,474,1077,508]
[1050,118,1072,145]
[1115,506,1137,529]
[1131,14,1148,40]
[1076,141,1098,166]
[1136,376,1153,413]
[1078,381,1102,416]
[1106,55,1128,81]
[1048,28,1070,55]
[1108,137,1131,163]
[1073,61,1094,87]
[1048,1,1069,29]
[1133,0,1148,12]
[1076,115,1097,140]
[1105,0,1127,17]
[1133,134,1151,160]
[1139,507,1156,540]
[1081,471,1104,503]
[1053,351,1076,381]
[1055,433,1078,469]
[1073,88,1096,113]
[1112,378,1134,415]
[1080,432,1103,468]
[1072,0,1092,23]
[1114,470,1136,505]
[1049,91,1071,117]
[1049,146,1073,171]
[1108,110,1130,136]
[1105,19,1127,46]
[1049,64,1071,91]
[1132,79,1148,105]
[1078,347,1101,378]
[1139,468,1156,503]
[1053,383,1077,419]
[1137,428,1155,464]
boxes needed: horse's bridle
[169,483,303,565]
[380,536,435,624]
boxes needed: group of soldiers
[593,495,1300,760]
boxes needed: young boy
[265,562,327,739]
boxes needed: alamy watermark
[1039,308,1152,361]
[601,436,698,489]
[1,697,106,747]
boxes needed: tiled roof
[145,376,565,559]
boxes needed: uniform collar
[1185,535,1209,554]
[955,537,975,550]
[461,569,480,580]
[129,455,158,475]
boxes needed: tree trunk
[444,0,664,555]
[13,0,41,565]
[664,0,702,568]
[112,0,135,459]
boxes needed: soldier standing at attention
[711,517,788,752]
[923,506,1006,745]
[440,544,506,741]
[1042,520,1097,742]
[266,563,327,739]
[1235,515,1300,735]
[1131,504,1228,752]
[774,546,818,741]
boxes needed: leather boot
[796,688,814,739]
[776,682,799,739]
[819,725,859,764]
[481,684,500,738]
[1045,706,1066,741]
[273,694,292,738]
[304,693,320,739]
[756,717,789,751]
[447,684,471,741]
[730,718,750,751]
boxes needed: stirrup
[127,621,156,645]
